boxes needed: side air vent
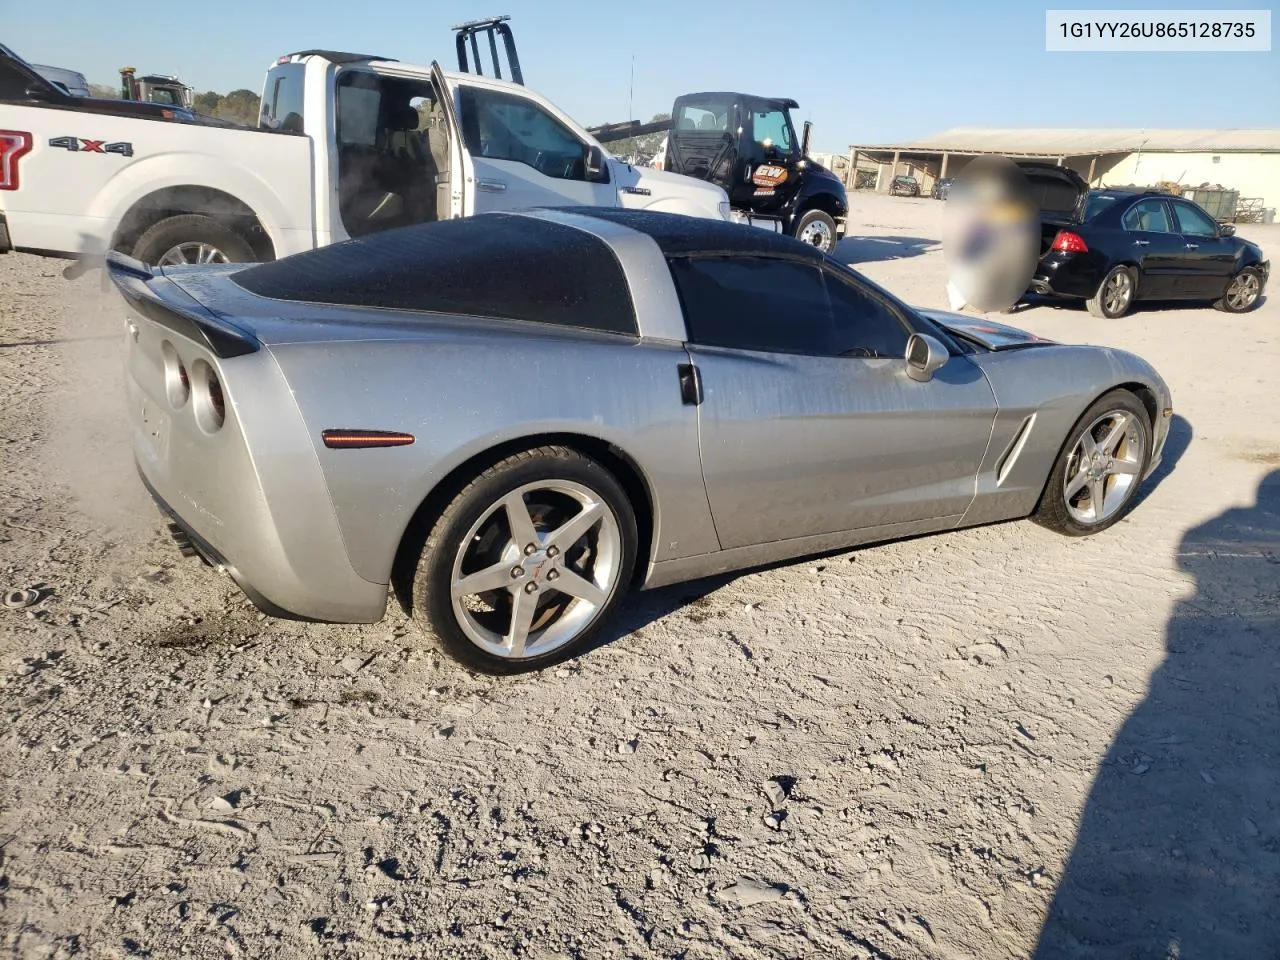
[995,414,1037,487]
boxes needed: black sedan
[1027,180,1269,318]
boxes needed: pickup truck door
[449,78,615,214]
[429,62,471,219]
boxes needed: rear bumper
[1030,251,1104,299]
[138,462,389,624]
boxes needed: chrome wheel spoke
[1098,414,1128,455]
[1089,477,1108,517]
[453,561,517,598]
[505,588,539,658]
[1065,466,1090,500]
[503,491,540,552]
[1078,430,1099,459]
[1109,458,1141,476]
[551,569,606,607]
[546,501,603,552]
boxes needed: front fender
[962,344,1172,525]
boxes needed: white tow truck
[0,22,731,267]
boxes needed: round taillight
[190,359,225,434]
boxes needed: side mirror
[801,120,812,158]
[1220,223,1236,237]
[905,333,949,382]
[585,145,610,184]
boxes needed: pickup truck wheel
[411,446,638,674]
[131,214,256,266]
[794,210,838,253]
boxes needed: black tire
[793,209,838,253]
[130,214,256,266]
[1032,389,1151,537]
[1213,266,1263,313]
[1086,264,1137,319]
[410,446,637,674]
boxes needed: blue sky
[8,0,1278,151]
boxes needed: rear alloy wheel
[1214,267,1263,313]
[130,214,256,267]
[1087,265,1136,319]
[411,446,637,673]
[1033,390,1150,536]
[794,210,838,253]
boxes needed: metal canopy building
[848,128,1280,213]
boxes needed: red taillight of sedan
[1051,231,1089,254]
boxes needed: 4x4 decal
[48,136,133,157]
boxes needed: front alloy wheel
[1216,267,1262,313]
[1033,389,1151,537]
[1061,410,1146,526]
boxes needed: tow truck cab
[661,92,848,253]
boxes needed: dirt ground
[1,193,1277,960]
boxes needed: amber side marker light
[322,429,416,449]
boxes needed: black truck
[590,93,849,253]
[450,17,849,254]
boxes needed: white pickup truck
[0,41,732,266]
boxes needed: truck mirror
[801,120,812,158]
[585,145,610,184]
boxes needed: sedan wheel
[1033,390,1151,536]
[1215,267,1263,313]
[1087,266,1136,319]
[411,446,637,673]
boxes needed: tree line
[88,82,261,126]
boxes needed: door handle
[1185,243,1199,249]
[477,178,507,193]
[1133,240,1150,246]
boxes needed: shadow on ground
[836,235,939,265]
[1035,469,1280,958]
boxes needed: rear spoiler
[107,251,260,358]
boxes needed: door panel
[1120,198,1182,298]
[454,82,614,215]
[691,346,998,549]
[1169,200,1236,297]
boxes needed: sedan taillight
[0,130,33,191]
[1051,230,1089,254]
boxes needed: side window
[457,86,590,181]
[335,72,382,147]
[824,273,912,359]
[1171,201,1219,238]
[668,256,833,355]
[260,63,306,132]
[1121,199,1173,233]
[751,109,793,155]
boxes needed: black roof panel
[233,214,637,335]
[555,207,826,262]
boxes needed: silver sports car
[110,208,1173,673]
